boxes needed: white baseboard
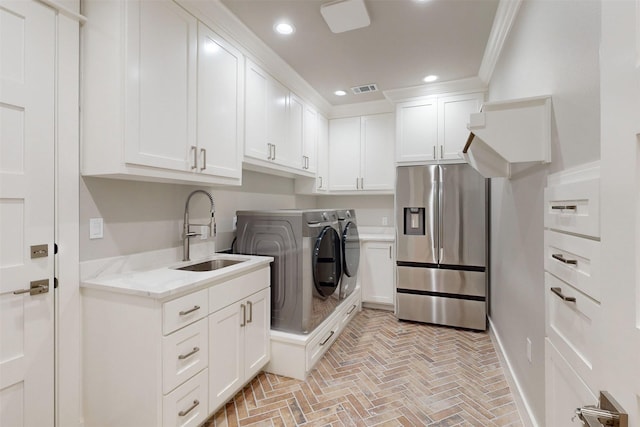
[488,318,540,427]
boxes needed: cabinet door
[244,60,269,160]
[303,105,318,173]
[286,93,304,169]
[209,302,243,412]
[328,117,360,191]
[361,114,395,190]
[244,288,270,380]
[266,77,290,164]
[125,1,197,171]
[197,24,243,179]
[316,114,329,191]
[361,242,395,305]
[546,339,597,427]
[438,93,483,160]
[396,98,437,162]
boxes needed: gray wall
[315,195,394,227]
[80,171,316,261]
[487,0,601,424]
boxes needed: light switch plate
[89,218,103,239]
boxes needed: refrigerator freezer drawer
[397,266,486,297]
[396,292,486,330]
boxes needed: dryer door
[313,226,342,298]
[342,221,360,277]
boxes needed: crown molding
[383,77,487,103]
[178,0,333,115]
[478,0,523,85]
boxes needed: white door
[286,93,304,169]
[438,93,483,160]
[303,105,317,173]
[244,60,269,161]
[197,23,242,179]
[316,115,329,191]
[243,288,270,380]
[361,242,394,305]
[208,302,243,413]
[361,114,395,191]
[124,0,197,171]
[396,98,438,162]
[266,77,289,165]
[328,117,360,191]
[0,1,55,425]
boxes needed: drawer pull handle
[551,205,577,210]
[552,253,578,265]
[320,330,335,346]
[178,347,200,360]
[347,304,356,315]
[550,287,576,302]
[178,399,199,417]
[179,305,200,316]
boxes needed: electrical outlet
[89,218,103,239]
[382,216,388,226]
[526,338,532,363]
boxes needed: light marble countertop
[81,252,273,300]
[358,226,395,242]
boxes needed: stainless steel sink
[175,258,245,272]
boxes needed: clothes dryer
[336,209,360,299]
[235,209,342,334]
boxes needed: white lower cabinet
[266,288,361,380]
[82,266,270,427]
[209,287,270,412]
[545,339,597,427]
[361,241,395,308]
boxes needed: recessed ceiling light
[423,75,438,83]
[274,22,295,35]
[334,90,347,96]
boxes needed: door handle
[178,346,200,360]
[272,144,276,160]
[13,279,49,296]
[200,148,206,171]
[247,301,253,324]
[433,146,436,159]
[267,143,272,160]
[190,145,198,169]
[318,176,323,189]
[440,145,444,158]
[550,287,576,302]
[240,304,246,327]
[178,400,200,417]
[552,253,578,265]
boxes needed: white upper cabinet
[245,59,309,173]
[396,92,484,164]
[123,1,197,171]
[197,23,243,179]
[316,114,329,191]
[302,105,318,173]
[396,97,438,162]
[329,114,395,192]
[82,0,242,185]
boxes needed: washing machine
[235,209,342,334]
[336,209,360,299]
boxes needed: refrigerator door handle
[437,165,443,263]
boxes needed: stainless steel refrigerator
[395,164,488,330]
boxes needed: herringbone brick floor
[204,309,523,427]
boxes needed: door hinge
[54,243,58,254]
[54,277,59,289]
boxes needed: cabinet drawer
[163,318,209,394]
[545,177,599,238]
[306,317,340,371]
[338,292,361,332]
[163,289,208,335]
[545,273,600,390]
[163,368,209,427]
[545,339,597,427]
[545,230,601,302]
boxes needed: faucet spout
[183,190,216,262]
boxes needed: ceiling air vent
[351,83,378,95]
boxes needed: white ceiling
[220,0,499,106]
